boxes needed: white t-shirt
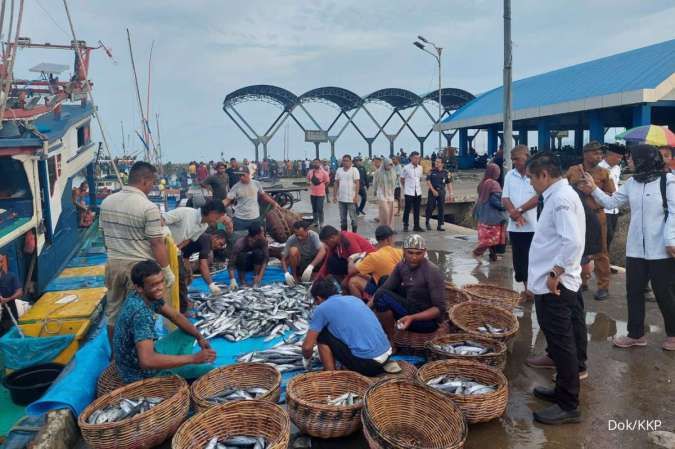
[502,169,538,233]
[335,166,360,203]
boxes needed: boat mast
[127,28,151,163]
[0,0,24,128]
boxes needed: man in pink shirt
[307,158,330,228]
[317,225,375,289]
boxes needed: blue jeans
[374,289,438,333]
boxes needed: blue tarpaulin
[0,328,74,371]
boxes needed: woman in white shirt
[581,145,675,351]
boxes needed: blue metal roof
[0,103,94,148]
[443,39,675,127]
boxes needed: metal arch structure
[222,85,474,161]
[298,87,363,159]
[223,85,304,161]
[360,88,423,157]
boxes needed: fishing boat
[0,38,101,297]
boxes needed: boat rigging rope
[62,0,123,185]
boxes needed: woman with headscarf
[580,144,675,351]
[472,163,507,264]
[372,158,398,227]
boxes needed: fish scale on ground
[193,284,311,342]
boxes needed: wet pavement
[291,192,675,449]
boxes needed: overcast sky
[16,0,675,162]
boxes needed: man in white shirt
[598,144,624,251]
[526,152,586,425]
[333,154,360,232]
[502,146,539,293]
[400,151,424,232]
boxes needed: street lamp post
[414,36,443,155]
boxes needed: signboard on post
[305,130,328,143]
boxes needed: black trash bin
[2,362,64,405]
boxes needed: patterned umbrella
[615,125,675,146]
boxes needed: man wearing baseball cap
[372,234,446,340]
[223,166,280,232]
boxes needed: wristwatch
[517,207,524,214]
[549,265,564,278]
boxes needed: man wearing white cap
[373,234,446,340]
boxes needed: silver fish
[87,396,164,424]
[205,435,268,449]
[477,323,505,335]
[327,392,361,406]
[426,376,497,396]
[208,387,269,404]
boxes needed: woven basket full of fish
[391,320,450,355]
[96,363,125,398]
[361,378,467,449]
[190,363,281,413]
[287,370,373,438]
[462,283,521,310]
[171,400,290,449]
[79,375,189,449]
[416,359,509,424]
[425,333,508,370]
[449,302,519,342]
[265,207,302,243]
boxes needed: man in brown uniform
[566,141,615,301]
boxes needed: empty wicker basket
[362,378,467,449]
[392,321,450,355]
[446,283,471,307]
[463,283,521,310]
[286,370,372,438]
[190,363,281,413]
[171,400,290,449]
[425,333,508,370]
[416,359,508,424]
[79,375,189,449]
[449,302,519,341]
[96,363,125,398]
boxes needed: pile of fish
[207,387,269,404]
[193,284,312,342]
[477,323,505,335]
[86,397,163,424]
[427,375,497,395]
[205,435,268,449]
[237,340,320,373]
[432,340,492,356]
[326,392,361,406]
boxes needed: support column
[329,138,336,160]
[574,127,583,150]
[537,121,550,150]
[589,110,604,143]
[254,141,260,163]
[487,126,498,156]
[417,137,425,156]
[314,142,320,160]
[632,104,651,127]
[365,138,374,158]
[262,141,269,161]
[459,128,468,157]
[517,129,528,146]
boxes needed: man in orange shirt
[347,225,402,300]
[566,142,615,301]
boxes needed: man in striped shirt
[100,162,174,346]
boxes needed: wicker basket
[361,378,467,449]
[372,360,418,381]
[287,370,372,438]
[416,359,508,423]
[190,363,281,413]
[79,375,189,449]
[449,302,519,341]
[463,283,521,310]
[425,333,508,370]
[96,363,125,398]
[392,321,450,355]
[171,400,290,449]
[265,207,302,243]
[446,283,471,307]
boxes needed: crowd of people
[86,138,675,426]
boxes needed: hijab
[374,157,398,194]
[477,163,502,204]
[631,144,665,184]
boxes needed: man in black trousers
[354,157,369,215]
[400,151,424,232]
[526,152,587,425]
